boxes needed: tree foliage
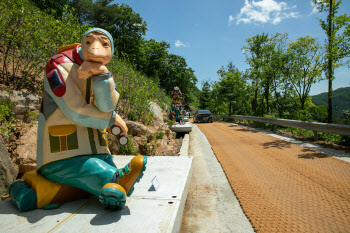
[206,63,251,116]
[210,33,330,124]
[0,0,89,92]
[29,0,198,103]
[286,36,324,110]
[199,81,211,110]
[312,0,350,122]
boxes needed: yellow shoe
[116,155,147,196]
[99,183,126,210]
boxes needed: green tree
[199,81,211,110]
[287,36,324,110]
[312,0,350,122]
[242,33,270,116]
[30,0,70,18]
[215,64,250,116]
[161,54,198,102]
[220,71,249,115]
[30,0,199,103]
[208,81,226,115]
[0,0,89,92]
[78,0,147,64]
[138,39,169,80]
[267,34,295,118]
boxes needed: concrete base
[0,156,193,233]
[168,122,192,133]
[178,134,189,157]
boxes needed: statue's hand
[114,114,128,136]
[77,61,108,79]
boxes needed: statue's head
[78,28,114,65]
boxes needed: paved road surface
[180,124,254,233]
[194,121,350,232]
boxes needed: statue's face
[82,32,112,64]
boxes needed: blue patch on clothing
[43,91,58,120]
[114,83,118,92]
[47,69,63,91]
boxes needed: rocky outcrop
[150,101,164,123]
[0,136,18,197]
[0,90,40,122]
[14,124,38,173]
[109,115,178,156]
[126,121,153,138]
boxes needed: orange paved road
[196,122,350,233]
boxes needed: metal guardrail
[214,115,350,140]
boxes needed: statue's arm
[91,72,120,112]
[45,58,115,129]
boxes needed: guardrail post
[274,124,278,132]
[313,131,318,141]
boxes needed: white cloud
[175,40,189,48]
[228,15,235,24]
[310,1,319,15]
[234,0,300,25]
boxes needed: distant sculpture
[168,86,185,124]
[9,28,147,211]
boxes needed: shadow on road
[261,140,292,149]
[298,148,330,159]
[235,128,259,133]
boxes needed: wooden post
[313,131,318,141]
[274,124,278,132]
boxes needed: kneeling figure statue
[9,28,147,211]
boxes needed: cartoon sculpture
[8,28,147,211]
[168,87,185,124]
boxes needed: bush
[296,109,312,121]
[0,98,15,123]
[0,0,89,93]
[108,58,171,124]
[335,109,350,125]
[308,105,328,123]
[118,136,137,155]
[154,127,165,139]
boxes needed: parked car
[194,110,213,123]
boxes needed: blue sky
[116,0,350,95]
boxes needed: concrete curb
[174,133,191,232]
[167,122,192,133]
[169,156,193,233]
[178,134,190,157]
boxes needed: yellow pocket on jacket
[48,125,78,153]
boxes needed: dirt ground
[196,121,350,233]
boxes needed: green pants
[40,154,117,196]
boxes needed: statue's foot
[116,155,147,196]
[99,183,126,210]
[9,181,37,212]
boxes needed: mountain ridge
[311,86,350,116]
